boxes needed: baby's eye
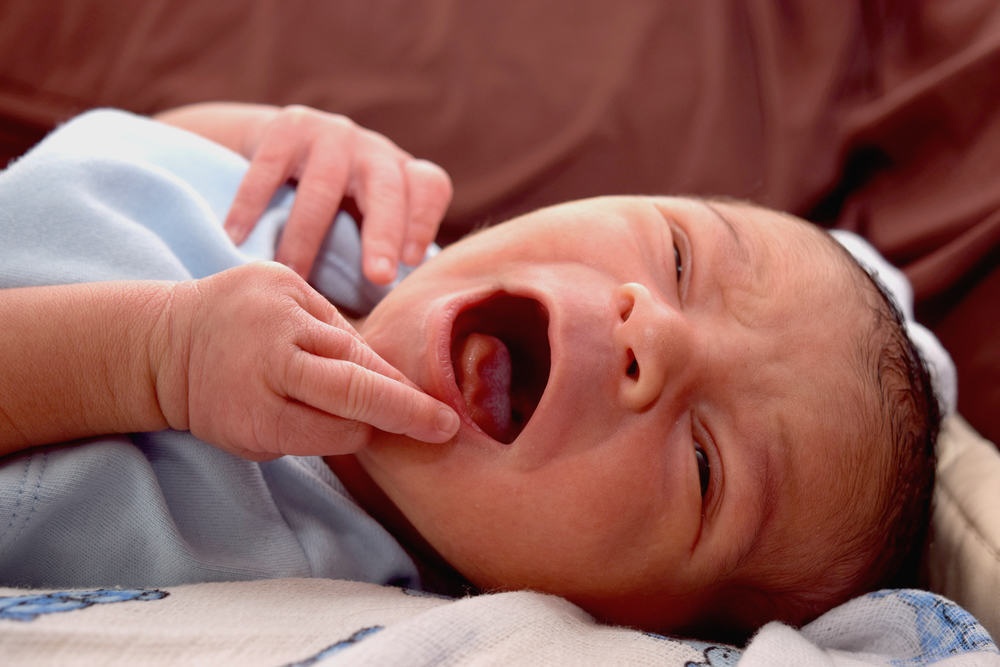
[673,243,683,283]
[695,445,710,498]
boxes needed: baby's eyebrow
[695,198,773,298]
[700,200,743,249]
[698,200,755,274]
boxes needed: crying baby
[325,194,940,639]
[0,107,940,644]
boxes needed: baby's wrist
[147,280,195,433]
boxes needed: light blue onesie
[0,110,421,589]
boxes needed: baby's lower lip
[430,294,481,425]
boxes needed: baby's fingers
[275,134,351,276]
[225,140,296,244]
[287,352,459,443]
[356,158,408,285]
[401,159,452,266]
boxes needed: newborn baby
[334,194,941,638]
[0,105,941,641]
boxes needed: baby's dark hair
[843,255,941,589]
[777,236,942,626]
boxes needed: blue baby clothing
[0,110,420,588]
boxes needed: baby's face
[334,196,880,631]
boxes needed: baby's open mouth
[450,293,551,443]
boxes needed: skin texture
[155,262,460,459]
[1,104,460,459]
[157,103,453,285]
[328,195,884,631]
[0,262,460,460]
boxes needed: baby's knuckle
[280,104,313,125]
[328,325,362,354]
[362,128,398,153]
[343,367,376,418]
[328,113,355,131]
[329,327,357,356]
[250,148,289,177]
[319,113,356,141]
[280,349,308,393]
[367,169,407,208]
[295,179,339,210]
[244,260,297,288]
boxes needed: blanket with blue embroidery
[0,581,996,665]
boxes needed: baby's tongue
[456,332,513,442]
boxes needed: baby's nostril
[618,294,634,322]
[626,351,639,379]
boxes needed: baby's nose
[613,282,693,411]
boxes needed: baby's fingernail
[371,256,394,281]
[225,226,243,244]
[435,407,459,439]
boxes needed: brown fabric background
[0,0,996,442]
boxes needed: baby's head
[328,195,940,639]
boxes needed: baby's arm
[155,103,452,285]
[0,263,458,460]
[0,280,175,456]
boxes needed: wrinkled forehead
[690,197,849,270]
[672,197,869,330]
[680,198,886,579]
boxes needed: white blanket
[0,581,996,665]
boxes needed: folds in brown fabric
[0,0,996,440]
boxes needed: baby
[333,193,943,639]
[0,104,940,640]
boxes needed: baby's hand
[153,262,459,460]
[227,105,452,285]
